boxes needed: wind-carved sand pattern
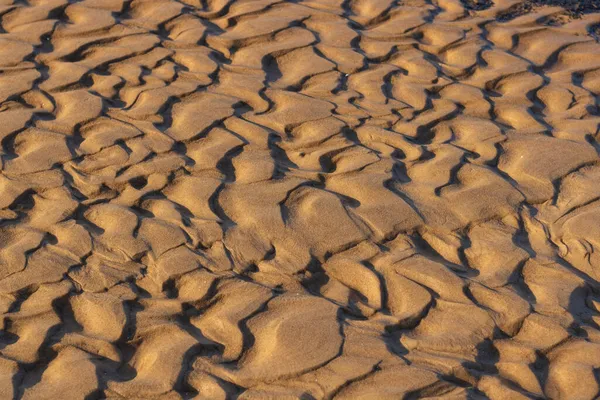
[1,0,600,398]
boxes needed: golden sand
[0,0,600,398]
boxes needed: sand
[0,0,600,398]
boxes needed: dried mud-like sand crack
[0,0,600,398]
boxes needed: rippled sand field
[0,0,600,398]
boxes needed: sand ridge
[0,0,600,398]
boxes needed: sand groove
[0,0,600,398]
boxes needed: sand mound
[0,0,600,398]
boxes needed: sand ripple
[0,0,600,398]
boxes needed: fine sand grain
[1,0,600,398]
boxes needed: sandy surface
[0,0,600,398]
